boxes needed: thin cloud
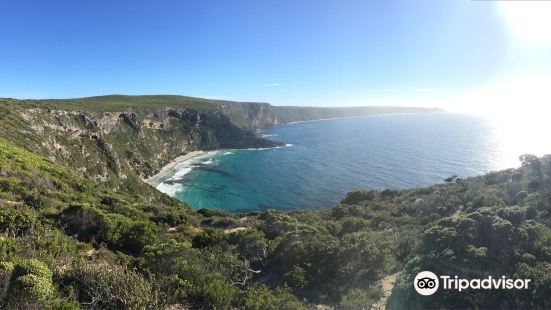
[367,88,402,92]
[262,83,283,87]
[367,88,447,93]
[413,88,447,92]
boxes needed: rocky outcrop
[0,102,279,190]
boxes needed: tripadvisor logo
[414,271,439,295]
[414,271,531,296]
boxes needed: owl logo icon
[414,271,439,295]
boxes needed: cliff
[0,98,278,194]
[8,95,442,128]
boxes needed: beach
[143,150,206,187]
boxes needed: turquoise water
[156,113,542,212]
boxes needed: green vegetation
[2,95,222,112]
[0,98,548,308]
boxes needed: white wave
[243,144,293,151]
[261,133,279,137]
[167,152,218,181]
[198,150,220,160]
[153,150,223,197]
[153,144,292,197]
[156,182,183,197]
[171,166,193,180]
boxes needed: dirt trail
[372,273,399,310]
[224,227,247,234]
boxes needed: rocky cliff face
[0,101,278,191]
[9,95,442,128]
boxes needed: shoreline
[256,111,445,129]
[143,150,207,187]
[282,111,440,126]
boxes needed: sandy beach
[143,150,206,187]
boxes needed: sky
[1,0,550,112]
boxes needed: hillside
[1,95,442,128]
[0,96,548,309]
[0,97,279,194]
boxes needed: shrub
[12,258,53,279]
[339,287,382,310]
[2,258,54,308]
[192,229,227,248]
[0,205,35,236]
[61,204,158,255]
[283,265,308,291]
[193,273,237,309]
[16,273,54,300]
[63,262,155,309]
[341,191,378,205]
[240,285,306,310]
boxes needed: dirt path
[224,227,247,234]
[372,273,399,310]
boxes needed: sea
[155,112,549,212]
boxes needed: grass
[1,95,228,112]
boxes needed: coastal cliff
[7,95,442,128]
[0,100,279,194]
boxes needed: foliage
[1,258,54,308]
[62,261,155,309]
[339,287,382,310]
[240,285,306,310]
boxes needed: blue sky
[1,0,550,109]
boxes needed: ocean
[155,112,547,212]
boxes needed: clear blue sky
[1,0,549,108]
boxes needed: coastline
[143,150,206,187]
[145,112,443,192]
[281,111,441,126]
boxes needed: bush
[193,273,237,309]
[192,229,227,248]
[339,287,382,310]
[63,262,155,309]
[240,285,306,310]
[227,230,268,263]
[12,258,53,279]
[16,274,54,300]
[341,191,378,205]
[0,205,35,236]
[2,258,54,308]
[283,265,308,291]
[60,204,158,255]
